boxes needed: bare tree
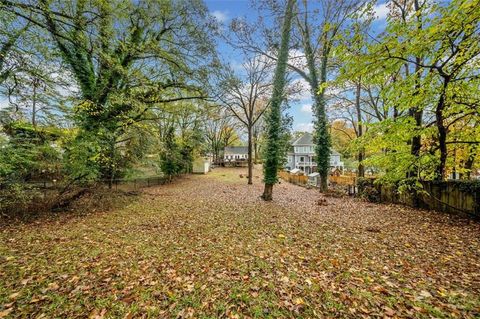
[204,108,240,164]
[218,56,274,184]
[229,0,365,191]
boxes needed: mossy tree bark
[262,0,295,201]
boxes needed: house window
[300,156,304,162]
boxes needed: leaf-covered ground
[1,167,479,318]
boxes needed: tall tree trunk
[262,0,295,201]
[355,80,364,178]
[301,21,331,191]
[407,0,424,178]
[253,137,259,164]
[247,125,253,185]
[407,62,423,178]
[32,78,38,128]
[312,51,331,192]
[435,79,450,180]
[464,145,477,179]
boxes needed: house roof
[292,132,313,145]
[224,146,248,155]
[330,149,341,156]
[289,168,303,175]
[292,132,341,156]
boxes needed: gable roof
[291,132,342,156]
[224,146,248,154]
[292,132,313,145]
[330,149,341,156]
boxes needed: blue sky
[205,0,389,133]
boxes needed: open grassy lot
[1,167,479,318]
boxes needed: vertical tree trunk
[262,0,295,201]
[407,0,424,178]
[32,79,37,128]
[463,145,477,179]
[435,80,449,180]
[355,80,364,178]
[248,125,253,185]
[263,183,273,201]
[312,52,330,192]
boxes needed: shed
[193,157,210,174]
[308,172,320,186]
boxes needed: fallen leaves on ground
[1,167,479,318]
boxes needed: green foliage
[263,0,295,187]
[457,180,480,193]
[0,123,62,183]
[332,0,480,181]
[0,183,38,214]
[0,122,62,213]
[160,127,182,180]
[356,177,380,202]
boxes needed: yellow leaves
[1,167,480,317]
[8,292,20,300]
[0,308,13,318]
[89,308,106,319]
[293,297,305,306]
[123,312,134,319]
[280,276,290,284]
[47,282,60,291]
[330,258,340,267]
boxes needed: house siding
[285,133,344,173]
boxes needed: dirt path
[1,167,479,318]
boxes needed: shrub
[357,177,380,202]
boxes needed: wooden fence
[278,171,308,185]
[279,171,357,187]
[360,179,480,218]
[329,175,356,186]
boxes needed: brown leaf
[8,292,20,300]
[89,308,107,319]
[383,306,395,317]
[0,308,13,318]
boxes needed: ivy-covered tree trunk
[262,0,295,201]
[313,52,331,192]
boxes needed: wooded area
[1,0,480,317]
[1,0,479,211]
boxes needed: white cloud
[288,49,307,71]
[373,3,389,20]
[0,98,9,109]
[211,10,229,23]
[291,77,311,102]
[300,104,312,113]
[325,86,341,97]
[296,122,314,132]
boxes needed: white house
[285,132,344,174]
[224,146,248,162]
